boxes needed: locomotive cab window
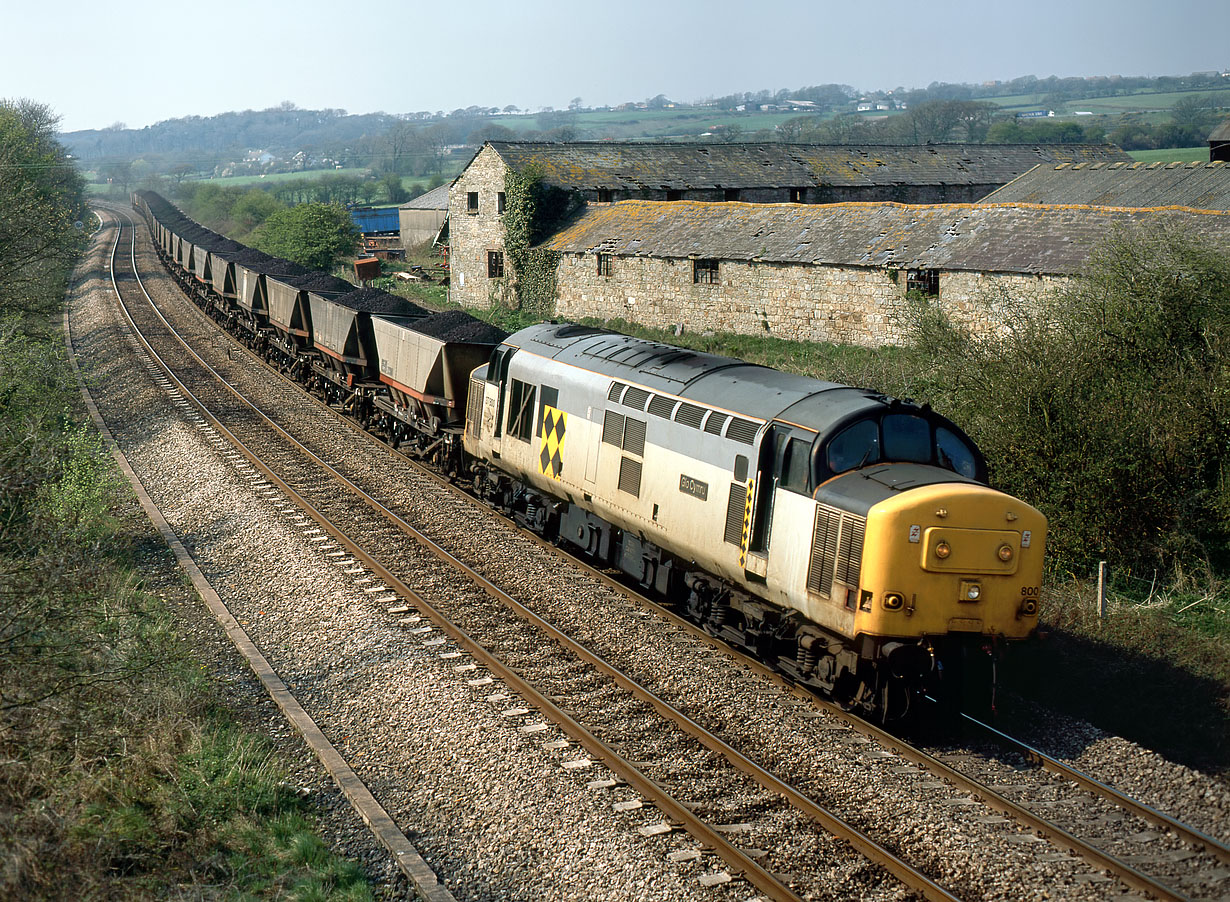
[936,426,978,478]
[823,414,983,479]
[882,414,931,463]
[826,419,880,474]
[507,379,536,443]
[779,436,815,495]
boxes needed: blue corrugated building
[349,206,401,235]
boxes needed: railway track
[98,210,944,902]
[82,203,1230,901]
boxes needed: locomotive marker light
[998,544,1014,562]
[934,541,951,559]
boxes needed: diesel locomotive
[132,191,1046,720]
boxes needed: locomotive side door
[744,424,782,580]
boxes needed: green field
[1128,146,1211,162]
[493,107,831,141]
[976,87,1229,116]
[193,167,373,187]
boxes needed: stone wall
[449,145,510,309]
[553,253,1065,347]
[448,147,1066,345]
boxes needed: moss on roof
[543,199,1230,275]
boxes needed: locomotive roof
[505,322,907,433]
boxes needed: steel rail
[959,710,1230,866]
[104,206,802,902]
[88,209,457,901]
[115,203,964,902]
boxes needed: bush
[253,203,360,271]
[906,223,1230,577]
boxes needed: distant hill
[63,106,399,164]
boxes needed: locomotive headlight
[934,541,951,560]
[966,584,981,600]
[998,544,1014,562]
[883,592,905,611]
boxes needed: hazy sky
[9,0,1228,133]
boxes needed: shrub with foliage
[906,224,1230,577]
[0,99,87,315]
[253,202,360,271]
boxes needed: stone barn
[540,200,1230,347]
[448,140,1133,309]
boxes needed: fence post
[1097,561,1108,619]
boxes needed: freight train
[132,190,1047,721]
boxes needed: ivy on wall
[495,164,582,317]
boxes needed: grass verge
[0,309,376,898]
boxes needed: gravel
[73,206,1230,901]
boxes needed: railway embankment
[0,222,386,899]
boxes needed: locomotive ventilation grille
[618,457,643,497]
[622,387,650,411]
[724,483,746,546]
[806,505,865,596]
[648,395,677,419]
[466,377,485,438]
[725,418,759,445]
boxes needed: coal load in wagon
[333,286,429,318]
[292,272,355,294]
[409,309,508,345]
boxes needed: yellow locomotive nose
[855,482,1047,641]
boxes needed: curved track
[95,206,957,900]
[91,201,1230,901]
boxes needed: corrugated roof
[543,199,1230,275]
[1209,117,1230,143]
[979,161,1230,210]
[399,184,450,210]
[486,141,1132,191]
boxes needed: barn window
[597,254,612,277]
[597,188,612,203]
[467,191,479,213]
[487,251,504,278]
[693,259,719,285]
[907,269,939,296]
[497,192,506,214]
[724,188,740,201]
[790,187,806,203]
[666,190,683,201]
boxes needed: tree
[909,224,1230,573]
[252,203,358,271]
[231,189,283,232]
[381,172,408,204]
[99,157,133,195]
[0,99,86,315]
